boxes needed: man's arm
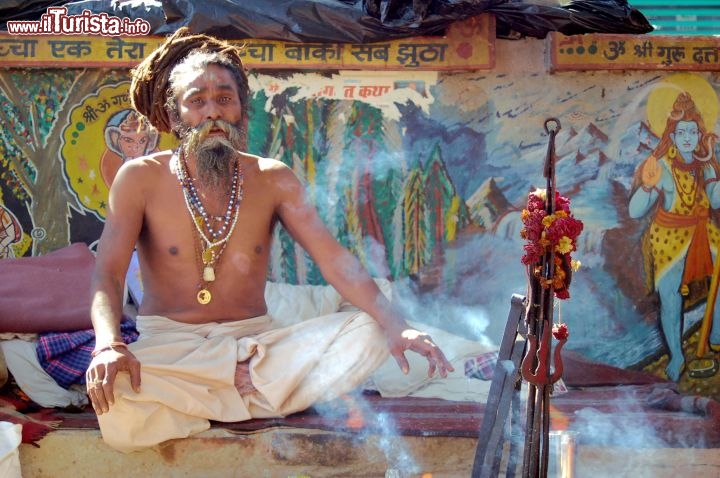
[86,160,146,412]
[272,163,453,377]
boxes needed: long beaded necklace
[175,148,244,304]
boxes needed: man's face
[175,63,243,131]
[173,64,246,191]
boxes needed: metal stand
[471,294,528,478]
[473,118,567,477]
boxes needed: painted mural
[1,57,720,399]
[61,81,175,220]
[629,79,719,383]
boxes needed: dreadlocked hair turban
[129,27,248,134]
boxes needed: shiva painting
[629,75,720,382]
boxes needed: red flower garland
[520,189,584,300]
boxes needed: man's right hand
[85,348,141,414]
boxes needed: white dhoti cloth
[97,311,389,452]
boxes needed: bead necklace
[175,148,245,304]
[182,165,239,240]
[177,148,244,245]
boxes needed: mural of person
[629,91,720,381]
[100,109,159,187]
[0,199,21,259]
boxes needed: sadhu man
[85,28,453,452]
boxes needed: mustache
[183,119,241,151]
[195,119,234,138]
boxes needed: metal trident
[519,118,567,478]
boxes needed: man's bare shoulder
[238,153,288,173]
[239,153,297,185]
[115,149,175,178]
[108,150,176,197]
[129,149,175,167]
[238,154,301,205]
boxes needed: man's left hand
[388,328,455,378]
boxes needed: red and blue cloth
[464,351,499,381]
[36,317,138,389]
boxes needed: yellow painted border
[0,15,495,71]
[549,32,720,72]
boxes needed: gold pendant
[197,289,212,305]
[202,248,214,265]
[203,266,215,282]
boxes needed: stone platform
[15,387,720,477]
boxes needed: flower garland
[520,188,584,300]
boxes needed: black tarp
[1,0,652,41]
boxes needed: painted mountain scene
[246,70,720,391]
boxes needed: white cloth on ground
[98,311,389,452]
[0,422,21,478]
[0,339,88,408]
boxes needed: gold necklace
[671,165,698,210]
[190,218,230,305]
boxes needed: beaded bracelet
[91,341,129,358]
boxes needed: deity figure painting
[0,200,21,259]
[629,90,720,381]
[100,109,159,187]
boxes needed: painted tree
[344,184,366,266]
[259,87,299,284]
[403,169,428,275]
[342,101,406,278]
[322,100,352,241]
[0,68,107,255]
[259,87,327,284]
[424,144,472,252]
[400,144,472,277]
[254,88,473,283]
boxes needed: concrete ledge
[18,428,720,477]
[19,428,479,477]
[16,385,720,476]
[578,446,720,477]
